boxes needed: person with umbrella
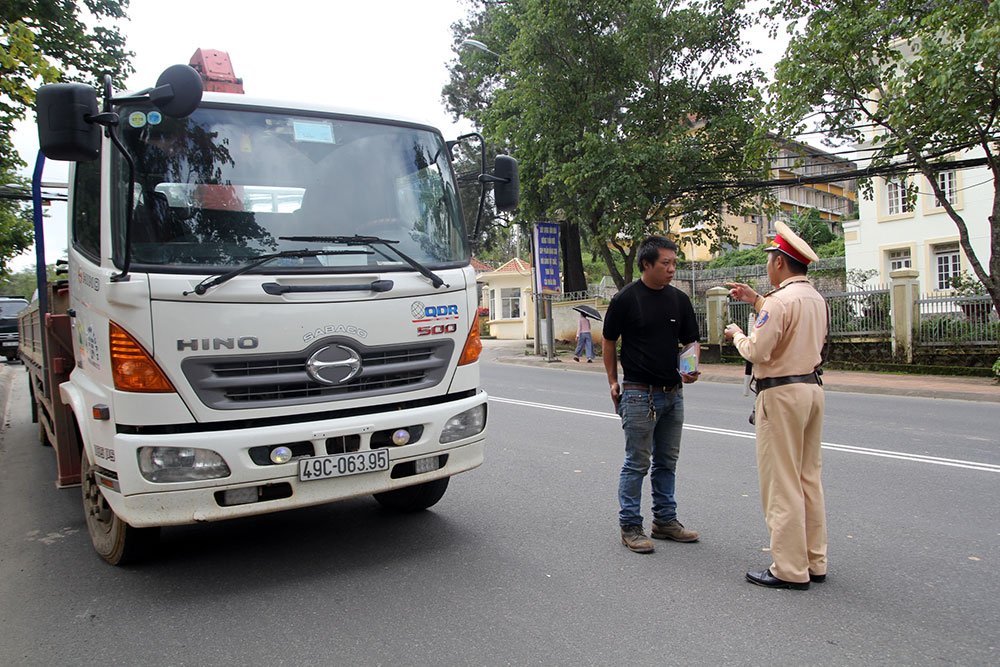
[572,305,600,362]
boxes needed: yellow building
[673,138,857,261]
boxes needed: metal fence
[713,285,892,340]
[549,287,603,302]
[727,299,755,332]
[634,282,997,349]
[825,286,891,337]
[915,294,999,347]
[694,304,707,341]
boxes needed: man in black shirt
[602,236,701,553]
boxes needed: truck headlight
[439,404,487,444]
[137,446,231,483]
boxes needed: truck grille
[182,338,453,410]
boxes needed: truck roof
[122,90,446,136]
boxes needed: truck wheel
[373,477,449,512]
[81,451,160,565]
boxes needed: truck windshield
[0,300,27,318]
[114,104,468,271]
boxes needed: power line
[690,155,993,194]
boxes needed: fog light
[415,456,442,474]
[270,446,292,464]
[391,429,411,446]
[221,487,259,506]
[439,404,487,444]
[137,446,230,483]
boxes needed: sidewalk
[483,339,1000,403]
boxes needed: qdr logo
[411,301,459,323]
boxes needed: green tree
[705,244,769,268]
[767,0,1000,316]
[1,2,133,275]
[445,0,771,289]
[786,208,836,248]
[0,263,60,298]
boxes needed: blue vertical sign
[533,222,562,294]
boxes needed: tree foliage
[767,0,1000,315]
[785,207,836,248]
[1,1,134,275]
[0,263,60,299]
[444,0,771,289]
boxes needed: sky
[9,0,791,272]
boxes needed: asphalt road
[0,358,997,666]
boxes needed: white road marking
[489,396,1000,473]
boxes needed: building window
[500,287,521,319]
[935,170,956,206]
[934,243,961,290]
[888,249,911,272]
[886,178,910,216]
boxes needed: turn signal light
[110,322,175,392]
[457,317,482,366]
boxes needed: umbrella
[572,304,602,321]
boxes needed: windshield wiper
[182,248,370,296]
[279,235,450,289]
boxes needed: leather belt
[622,382,678,394]
[754,371,823,392]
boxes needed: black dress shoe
[746,568,810,590]
[809,573,826,583]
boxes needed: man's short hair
[637,235,678,272]
[773,250,808,275]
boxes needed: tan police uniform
[732,268,828,584]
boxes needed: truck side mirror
[493,155,519,212]
[36,83,100,162]
[149,64,204,118]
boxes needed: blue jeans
[574,332,593,359]
[617,387,685,528]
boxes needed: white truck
[20,55,517,565]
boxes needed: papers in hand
[678,343,698,375]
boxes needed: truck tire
[81,451,160,565]
[26,383,49,446]
[373,476,449,512]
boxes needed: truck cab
[27,63,517,564]
[0,297,28,361]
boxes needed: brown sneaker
[651,519,699,542]
[620,525,654,553]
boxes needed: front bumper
[98,392,487,527]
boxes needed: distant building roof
[470,257,493,272]
[492,258,532,274]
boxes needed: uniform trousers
[755,382,827,583]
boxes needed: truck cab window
[114,105,467,272]
[72,153,102,261]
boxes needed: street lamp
[460,38,502,58]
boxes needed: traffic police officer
[724,221,828,590]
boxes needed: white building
[843,153,993,292]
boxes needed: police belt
[753,370,823,392]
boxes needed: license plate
[298,449,389,482]
[1,341,15,347]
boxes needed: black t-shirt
[602,280,699,387]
